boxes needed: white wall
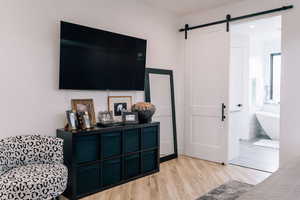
[0,0,184,153]
[180,0,300,165]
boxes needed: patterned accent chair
[0,135,68,200]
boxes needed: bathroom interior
[228,15,281,173]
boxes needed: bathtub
[256,111,280,140]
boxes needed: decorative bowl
[132,102,156,123]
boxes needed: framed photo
[98,111,114,126]
[71,99,96,125]
[108,96,132,121]
[77,111,92,129]
[122,111,139,125]
[66,110,78,130]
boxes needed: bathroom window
[267,53,281,104]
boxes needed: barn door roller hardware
[180,5,293,39]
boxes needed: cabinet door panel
[125,153,140,179]
[102,158,122,186]
[77,164,100,195]
[142,127,158,149]
[142,150,158,173]
[75,135,99,163]
[124,129,140,153]
[102,131,122,158]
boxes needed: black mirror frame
[144,68,178,163]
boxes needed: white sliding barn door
[184,25,230,163]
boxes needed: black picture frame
[77,111,93,129]
[122,111,139,125]
[144,68,178,163]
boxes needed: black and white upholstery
[0,135,68,200]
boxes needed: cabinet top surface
[57,122,160,135]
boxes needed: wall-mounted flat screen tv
[59,21,147,90]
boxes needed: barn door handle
[222,103,226,121]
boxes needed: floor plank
[62,156,271,200]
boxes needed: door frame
[144,68,178,163]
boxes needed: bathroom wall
[229,33,251,141]
[230,16,281,141]
[228,33,250,159]
[248,20,281,139]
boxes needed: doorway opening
[228,15,281,173]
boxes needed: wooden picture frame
[71,99,96,125]
[108,96,132,121]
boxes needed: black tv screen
[59,21,147,90]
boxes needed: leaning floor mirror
[145,68,178,162]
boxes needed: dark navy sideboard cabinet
[57,122,160,200]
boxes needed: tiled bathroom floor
[229,140,279,173]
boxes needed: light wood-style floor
[62,156,271,200]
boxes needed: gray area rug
[197,181,253,200]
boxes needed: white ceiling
[142,0,245,16]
